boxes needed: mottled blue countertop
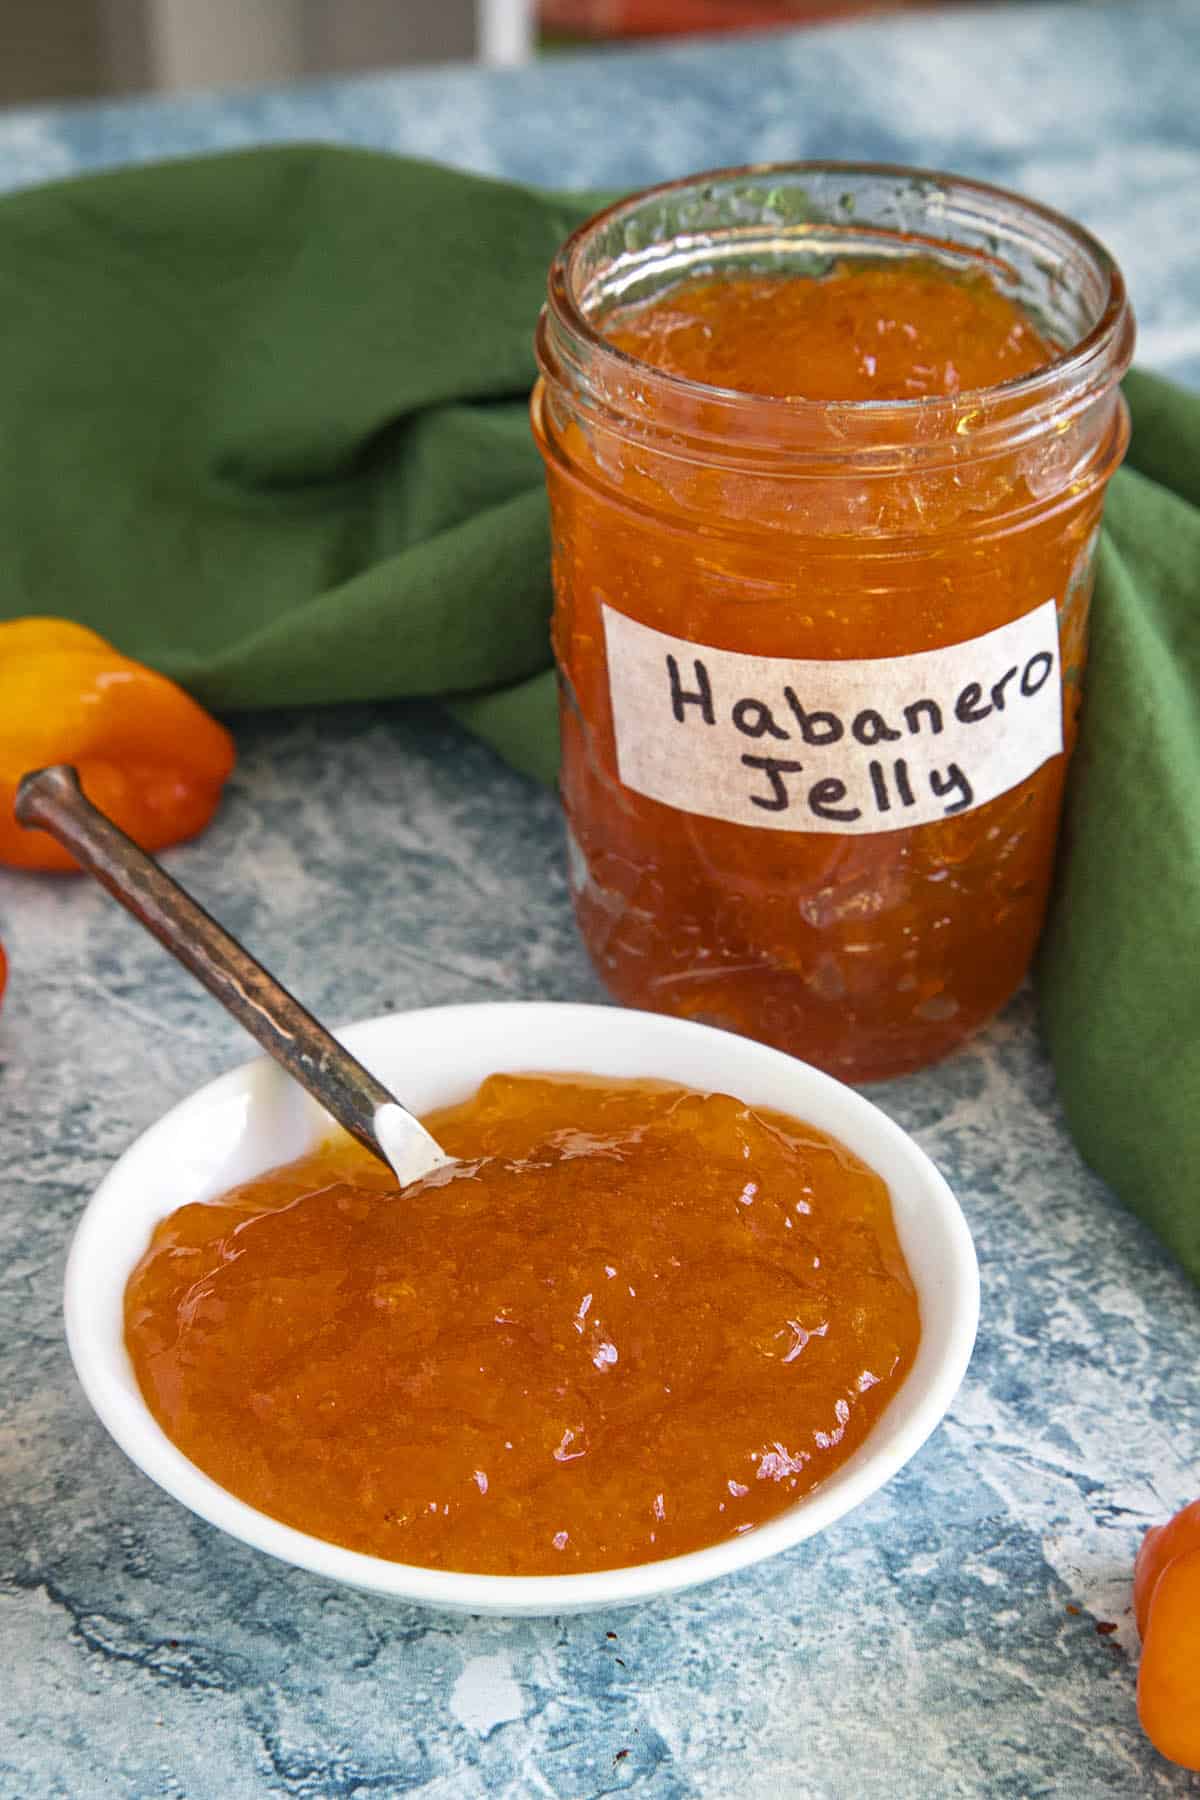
[2,3,1199,1795]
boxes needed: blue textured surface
[2,4,1199,1794]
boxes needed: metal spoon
[15,765,453,1187]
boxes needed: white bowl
[64,1002,979,1616]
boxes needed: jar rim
[541,159,1134,445]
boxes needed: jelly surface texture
[124,1075,921,1576]
[542,260,1107,1080]
[602,264,1053,401]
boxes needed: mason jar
[532,163,1134,1082]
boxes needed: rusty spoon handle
[14,765,450,1184]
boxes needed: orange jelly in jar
[532,166,1134,1080]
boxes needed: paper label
[602,600,1063,834]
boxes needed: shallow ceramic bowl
[65,1001,978,1616]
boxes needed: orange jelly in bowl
[124,1075,920,1576]
[533,165,1134,1080]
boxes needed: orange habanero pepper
[1135,1499,1200,1772]
[0,617,235,872]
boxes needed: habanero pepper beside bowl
[0,618,235,873]
[532,163,1135,1082]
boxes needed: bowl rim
[64,1000,980,1613]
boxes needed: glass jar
[532,163,1134,1082]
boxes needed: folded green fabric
[0,146,1195,1281]
[1036,367,1200,1288]
[0,145,593,737]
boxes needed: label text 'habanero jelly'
[602,600,1063,834]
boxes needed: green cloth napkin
[1036,369,1200,1288]
[0,145,1196,1282]
[0,145,592,760]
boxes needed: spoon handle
[15,764,444,1178]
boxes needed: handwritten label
[602,600,1063,834]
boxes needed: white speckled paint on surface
[450,1654,528,1738]
[1,3,1199,1793]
